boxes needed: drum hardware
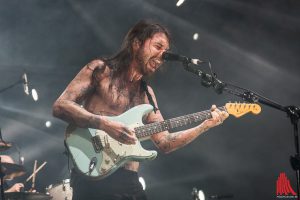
[1,159,49,199]
[7,161,49,200]
[15,144,25,166]
[0,158,24,200]
[4,191,52,200]
[0,128,50,200]
[1,163,26,180]
[0,128,18,200]
[46,179,73,200]
[0,160,50,200]
[0,141,12,152]
[0,129,13,152]
[1,156,6,200]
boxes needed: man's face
[135,32,170,76]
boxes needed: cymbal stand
[0,129,7,200]
[0,157,5,200]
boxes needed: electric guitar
[65,103,261,180]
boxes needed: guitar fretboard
[134,106,226,139]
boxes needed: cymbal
[1,163,26,180]
[5,192,52,200]
[0,141,12,151]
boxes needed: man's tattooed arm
[151,121,210,154]
[52,60,105,129]
[146,85,227,154]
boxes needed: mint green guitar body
[65,104,157,180]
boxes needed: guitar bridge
[91,135,103,153]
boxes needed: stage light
[139,177,146,190]
[45,121,52,128]
[31,88,38,101]
[193,33,199,40]
[20,156,24,165]
[192,188,205,200]
[197,190,205,200]
[176,0,185,7]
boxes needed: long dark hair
[105,19,171,76]
[92,20,170,111]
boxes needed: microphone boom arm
[0,79,23,94]
[0,73,29,95]
[181,58,300,199]
[182,59,226,94]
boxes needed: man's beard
[135,48,151,76]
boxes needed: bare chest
[85,78,147,115]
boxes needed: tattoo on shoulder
[81,85,93,94]
[63,91,77,100]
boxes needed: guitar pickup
[91,135,103,153]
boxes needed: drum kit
[0,133,72,200]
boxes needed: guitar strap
[141,79,158,113]
[63,140,72,172]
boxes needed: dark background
[0,0,299,199]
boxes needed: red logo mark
[276,172,297,196]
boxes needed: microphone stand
[182,58,300,199]
[0,79,23,94]
[182,59,226,94]
[0,73,28,95]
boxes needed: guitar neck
[135,106,226,139]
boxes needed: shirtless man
[53,19,228,200]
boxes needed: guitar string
[135,106,227,138]
[97,104,256,141]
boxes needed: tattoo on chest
[105,80,145,111]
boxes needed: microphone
[22,73,29,95]
[162,51,204,65]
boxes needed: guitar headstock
[225,103,261,118]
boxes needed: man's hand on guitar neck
[202,105,229,129]
[99,116,137,145]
